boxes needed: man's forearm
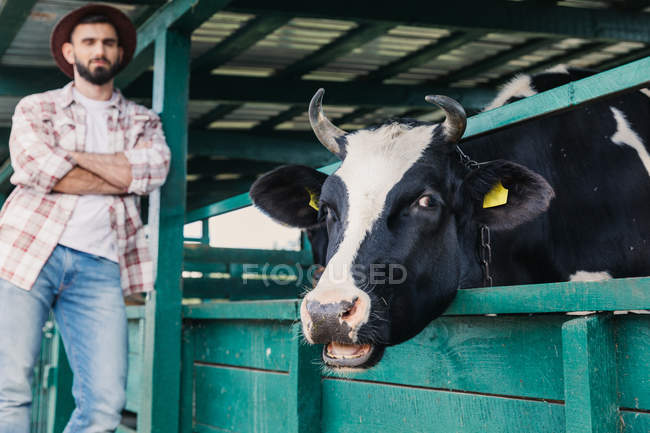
[53,167,126,195]
[70,152,133,191]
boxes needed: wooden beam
[0,0,39,58]
[278,22,395,79]
[187,129,336,166]
[363,31,486,83]
[251,105,305,132]
[226,0,650,43]
[187,158,279,176]
[116,0,232,89]
[191,103,242,129]
[192,15,292,74]
[127,73,496,109]
[139,27,190,433]
[184,244,313,266]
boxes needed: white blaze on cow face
[610,107,650,178]
[302,122,436,342]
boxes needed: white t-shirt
[58,89,118,262]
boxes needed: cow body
[251,67,650,369]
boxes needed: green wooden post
[179,324,194,433]
[139,27,190,433]
[287,322,322,433]
[200,218,209,245]
[562,313,619,433]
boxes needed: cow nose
[303,296,364,344]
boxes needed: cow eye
[417,195,437,208]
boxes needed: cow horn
[309,88,347,158]
[425,95,466,144]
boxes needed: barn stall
[0,0,647,432]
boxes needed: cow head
[250,90,554,370]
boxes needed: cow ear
[462,160,554,231]
[250,165,328,228]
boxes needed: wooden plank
[616,315,650,410]
[279,22,395,79]
[466,56,650,138]
[182,299,299,320]
[324,315,566,401]
[226,1,650,43]
[321,378,565,433]
[562,314,619,433]
[190,319,294,371]
[621,410,650,433]
[185,191,252,223]
[0,0,39,58]
[445,277,650,315]
[286,323,323,433]
[183,277,302,300]
[192,15,292,75]
[125,305,146,320]
[125,352,142,412]
[180,325,195,433]
[139,28,191,433]
[184,244,314,266]
[194,364,291,432]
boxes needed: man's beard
[75,57,120,85]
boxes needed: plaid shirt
[0,82,171,295]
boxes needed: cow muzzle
[301,288,375,368]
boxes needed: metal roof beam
[251,105,305,132]
[192,15,292,75]
[191,103,242,129]
[363,31,487,83]
[115,0,232,89]
[595,49,650,72]
[226,0,650,43]
[278,22,395,79]
[0,0,39,59]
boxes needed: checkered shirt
[0,82,171,295]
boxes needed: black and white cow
[250,67,650,369]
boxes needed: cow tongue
[327,342,371,359]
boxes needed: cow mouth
[322,342,376,368]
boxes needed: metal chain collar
[456,145,494,287]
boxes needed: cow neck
[456,145,494,288]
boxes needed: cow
[250,67,650,370]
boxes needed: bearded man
[0,4,171,432]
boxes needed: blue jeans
[0,245,127,433]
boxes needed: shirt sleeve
[9,97,76,194]
[123,111,172,196]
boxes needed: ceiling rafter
[0,0,40,59]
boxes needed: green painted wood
[184,244,314,266]
[194,364,290,433]
[180,325,194,433]
[364,31,486,83]
[323,315,566,401]
[286,322,322,433]
[279,22,395,79]
[321,378,565,433]
[183,261,228,274]
[621,410,650,433]
[125,352,142,412]
[187,129,334,166]
[562,314,619,433]
[182,299,299,320]
[467,56,650,137]
[183,277,302,300]
[185,191,252,223]
[0,0,39,58]
[616,315,650,410]
[193,15,292,75]
[125,305,146,320]
[445,277,650,315]
[227,1,650,43]
[126,73,496,109]
[139,28,191,433]
[190,319,294,371]
[115,44,155,90]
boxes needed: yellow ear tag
[305,188,320,211]
[482,181,509,208]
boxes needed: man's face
[62,22,123,85]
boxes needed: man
[0,4,171,432]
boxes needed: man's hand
[70,151,133,191]
[53,167,126,195]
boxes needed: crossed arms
[10,96,171,196]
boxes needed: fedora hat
[50,4,137,79]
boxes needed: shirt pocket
[51,117,77,151]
